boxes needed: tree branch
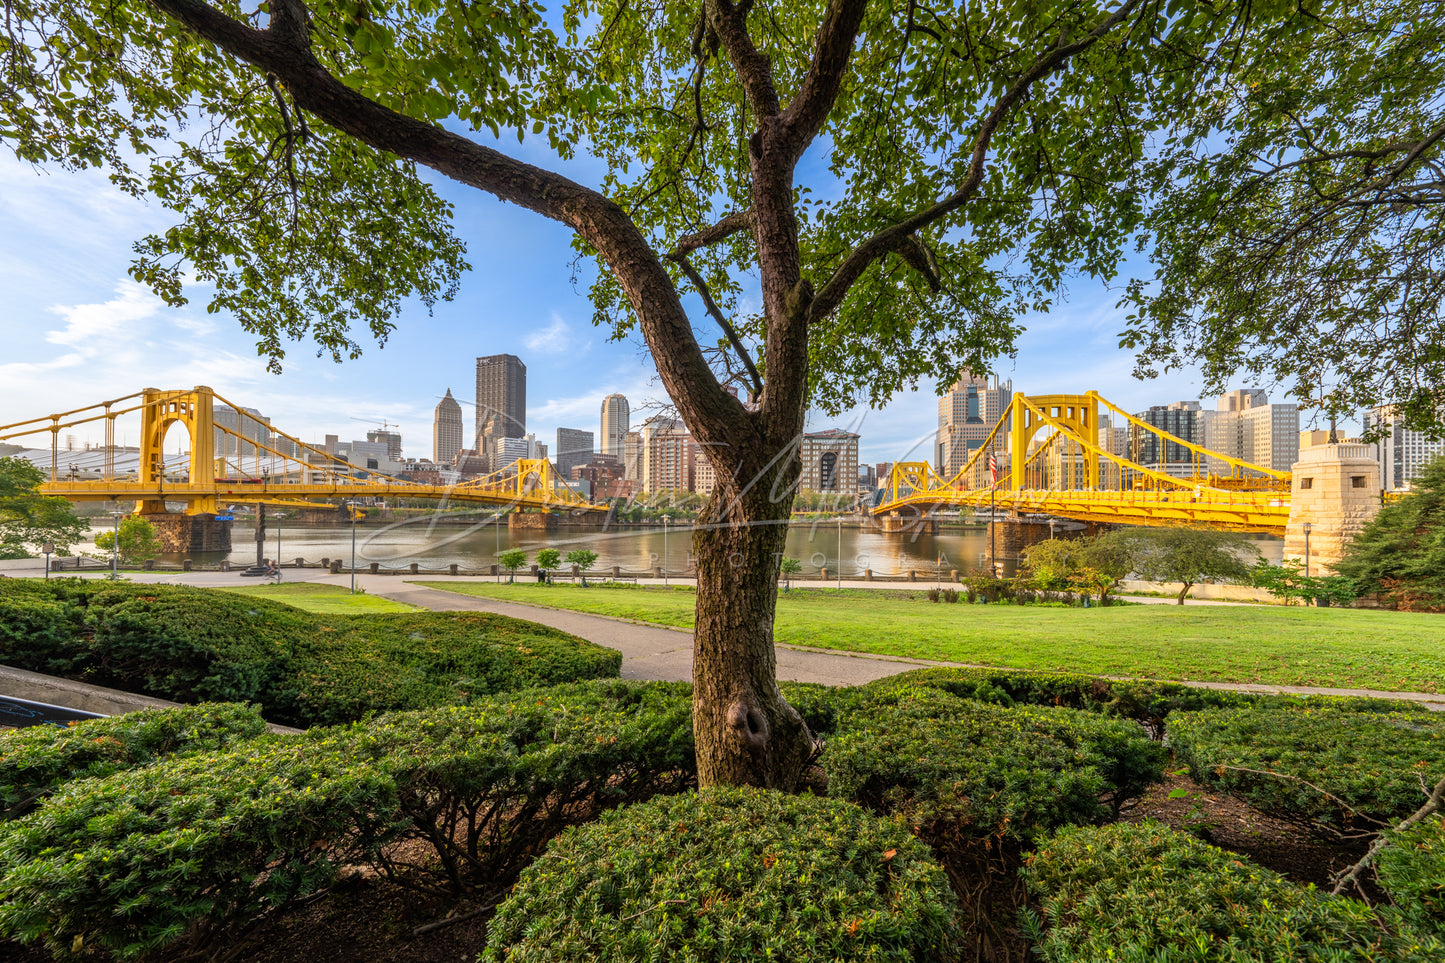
[668,209,755,259]
[669,252,764,398]
[1332,772,1445,896]
[705,0,780,120]
[806,0,1146,324]
[777,0,869,164]
[146,0,752,450]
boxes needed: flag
[988,450,999,484]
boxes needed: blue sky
[0,134,1263,468]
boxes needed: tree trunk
[1177,581,1192,604]
[691,463,816,790]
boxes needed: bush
[778,680,872,738]
[0,580,622,726]
[874,665,1427,738]
[1168,703,1445,830]
[824,687,1164,850]
[353,680,696,889]
[1378,815,1445,934]
[0,702,268,819]
[1021,821,1445,962]
[482,787,959,962]
[0,681,696,961]
[0,729,397,961]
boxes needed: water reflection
[87,516,1284,577]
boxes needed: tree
[1122,3,1445,437]
[564,548,598,586]
[1129,528,1257,605]
[778,556,801,592]
[1069,531,1137,605]
[93,516,162,566]
[535,547,562,571]
[1335,456,1445,611]
[498,549,529,584]
[1021,538,1077,593]
[2,0,1321,788]
[1250,559,1309,607]
[0,457,90,558]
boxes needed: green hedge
[1168,703,1445,830]
[0,579,621,726]
[1021,821,1445,962]
[0,681,694,961]
[1378,815,1445,935]
[824,687,1164,848]
[482,787,959,962]
[0,703,267,820]
[871,666,1427,738]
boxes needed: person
[265,559,279,578]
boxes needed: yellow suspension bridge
[0,386,607,516]
[875,391,1293,535]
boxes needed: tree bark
[1177,581,1192,604]
[690,453,815,789]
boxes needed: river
[83,515,1285,577]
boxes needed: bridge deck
[874,488,1290,534]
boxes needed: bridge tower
[1283,443,1381,576]
[135,386,229,553]
[1010,393,1100,490]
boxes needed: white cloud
[46,282,161,348]
[523,313,578,353]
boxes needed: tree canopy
[1128,528,1256,604]
[1122,3,1445,437]
[1335,456,1445,611]
[0,457,89,558]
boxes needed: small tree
[1250,559,1309,606]
[778,557,802,592]
[498,549,529,584]
[1022,538,1077,592]
[1335,456,1445,611]
[1070,531,1139,605]
[92,516,161,566]
[564,549,599,587]
[535,548,562,571]
[0,456,89,557]
[1130,528,1257,605]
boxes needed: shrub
[942,587,959,603]
[0,681,697,961]
[482,787,959,962]
[1021,821,1445,962]
[0,703,268,819]
[352,680,696,890]
[1378,815,1445,934]
[778,680,871,738]
[875,666,1427,738]
[0,580,622,726]
[0,729,398,962]
[1168,703,1445,830]
[824,688,1164,850]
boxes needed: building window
[1300,477,1313,489]
[1351,475,1367,488]
[820,452,837,491]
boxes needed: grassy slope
[220,582,417,614]
[414,582,1445,693]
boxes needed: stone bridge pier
[1283,443,1381,576]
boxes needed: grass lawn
[414,581,1445,693]
[219,582,417,614]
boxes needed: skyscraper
[475,354,526,459]
[555,427,594,478]
[1202,389,1299,475]
[937,371,1013,476]
[1364,405,1445,491]
[432,389,463,465]
[600,393,630,459]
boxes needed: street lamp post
[273,513,286,582]
[661,515,671,587]
[837,516,843,591]
[1302,521,1312,605]
[346,502,358,594]
[107,510,126,579]
[42,541,54,580]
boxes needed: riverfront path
[371,581,935,686]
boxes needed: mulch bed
[0,772,1372,963]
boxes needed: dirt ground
[1,772,1370,963]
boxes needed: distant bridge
[876,391,1292,534]
[0,386,606,516]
